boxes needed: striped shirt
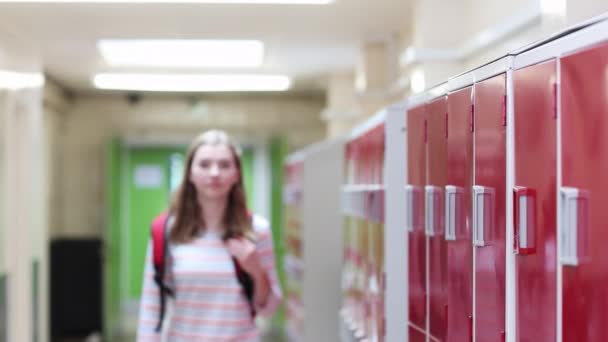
[137,215,282,342]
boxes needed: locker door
[560,42,608,342]
[446,86,474,342]
[427,97,448,341]
[473,74,506,342]
[407,105,427,342]
[513,60,557,342]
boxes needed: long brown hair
[169,130,252,243]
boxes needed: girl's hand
[226,238,264,277]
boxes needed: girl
[137,130,282,341]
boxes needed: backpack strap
[150,212,173,333]
[151,211,257,330]
[232,256,256,317]
[232,211,256,317]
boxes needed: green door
[126,147,184,300]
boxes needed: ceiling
[0,0,411,93]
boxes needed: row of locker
[341,119,386,342]
[334,14,608,342]
[403,16,608,342]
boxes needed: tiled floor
[115,329,284,342]
[58,310,286,342]
[61,329,284,342]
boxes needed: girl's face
[189,143,240,200]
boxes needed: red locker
[446,86,474,342]
[351,136,366,336]
[473,74,506,342]
[513,60,557,341]
[406,105,427,342]
[427,96,448,341]
[363,124,385,342]
[560,41,608,342]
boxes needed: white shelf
[341,184,385,192]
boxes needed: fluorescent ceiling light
[0,70,45,89]
[93,73,291,92]
[98,39,264,68]
[0,0,333,3]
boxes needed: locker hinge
[382,271,386,292]
[553,82,558,119]
[470,104,475,132]
[502,95,507,126]
[445,112,449,138]
[424,119,428,142]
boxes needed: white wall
[567,1,608,24]
[3,88,47,342]
[0,90,6,276]
[403,0,608,94]
[0,25,48,342]
[44,81,70,240]
[413,0,470,49]
[464,0,533,37]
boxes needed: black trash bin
[50,239,103,341]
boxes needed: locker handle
[340,190,350,216]
[343,190,358,218]
[405,185,422,232]
[366,190,375,222]
[559,187,589,266]
[472,185,494,247]
[368,188,385,223]
[425,185,443,237]
[353,190,366,219]
[357,190,365,219]
[445,185,464,241]
[513,187,536,255]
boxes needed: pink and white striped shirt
[137,215,282,342]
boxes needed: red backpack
[150,212,255,332]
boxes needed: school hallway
[2,1,608,342]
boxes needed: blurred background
[0,0,606,341]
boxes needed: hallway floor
[58,315,286,342]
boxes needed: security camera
[126,92,141,105]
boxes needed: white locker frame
[510,14,608,342]
[384,101,408,342]
[447,56,516,342]
[285,138,346,342]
